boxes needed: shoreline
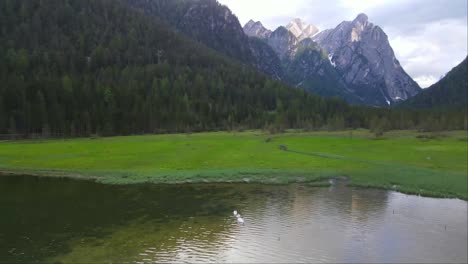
[1,168,466,201]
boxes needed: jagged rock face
[178,0,254,64]
[284,39,363,103]
[243,20,272,39]
[244,21,361,103]
[178,1,285,79]
[255,24,362,103]
[313,13,421,106]
[286,18,319,41]
[249,37,284,80]
[288,38,323,58]
[267,26,299,60]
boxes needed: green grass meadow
[0,130,466,199]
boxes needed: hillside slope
[399,57,467,109]
[0,0,357,136]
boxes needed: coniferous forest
[0,0,466,137]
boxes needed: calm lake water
[0,176,467,263]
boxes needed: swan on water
[236,215,244,225]
[233,210,244,225]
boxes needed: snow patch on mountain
[328,54,336,67]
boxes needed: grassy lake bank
[0,130,466,200]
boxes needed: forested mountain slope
[398,57,467,109]
[127,0,254,65]
[0,0,356,136]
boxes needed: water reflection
[0,176,466,263]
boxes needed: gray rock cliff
[313,13,421,105]
[244,19,272,39]
[267,26,299,60]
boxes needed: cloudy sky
[218,0,467,88]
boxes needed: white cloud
[388,18,467,87]
[218,0,303,28]
[338,0,385,13]
[218,0,467,88]
[414,76,440,88]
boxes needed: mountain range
[244,14,422,106]
[128,0,462,108]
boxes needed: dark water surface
[0,176,466,263]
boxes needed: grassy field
[0,129,466,199]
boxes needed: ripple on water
[3,176,465,263]
[137,187,466,262]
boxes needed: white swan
[233,210,244,224]
[236,215,244,225]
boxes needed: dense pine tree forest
[0,0,465,138]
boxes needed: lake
[0,176,466,263]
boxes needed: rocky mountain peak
[313,14,420,105]
[286,18,319,41]
[267,26,299,59]
[243,19,272,39]
[273,26,291,35]
[245,19,256,28]
[353,13,369,25]
[288,18,307,32]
